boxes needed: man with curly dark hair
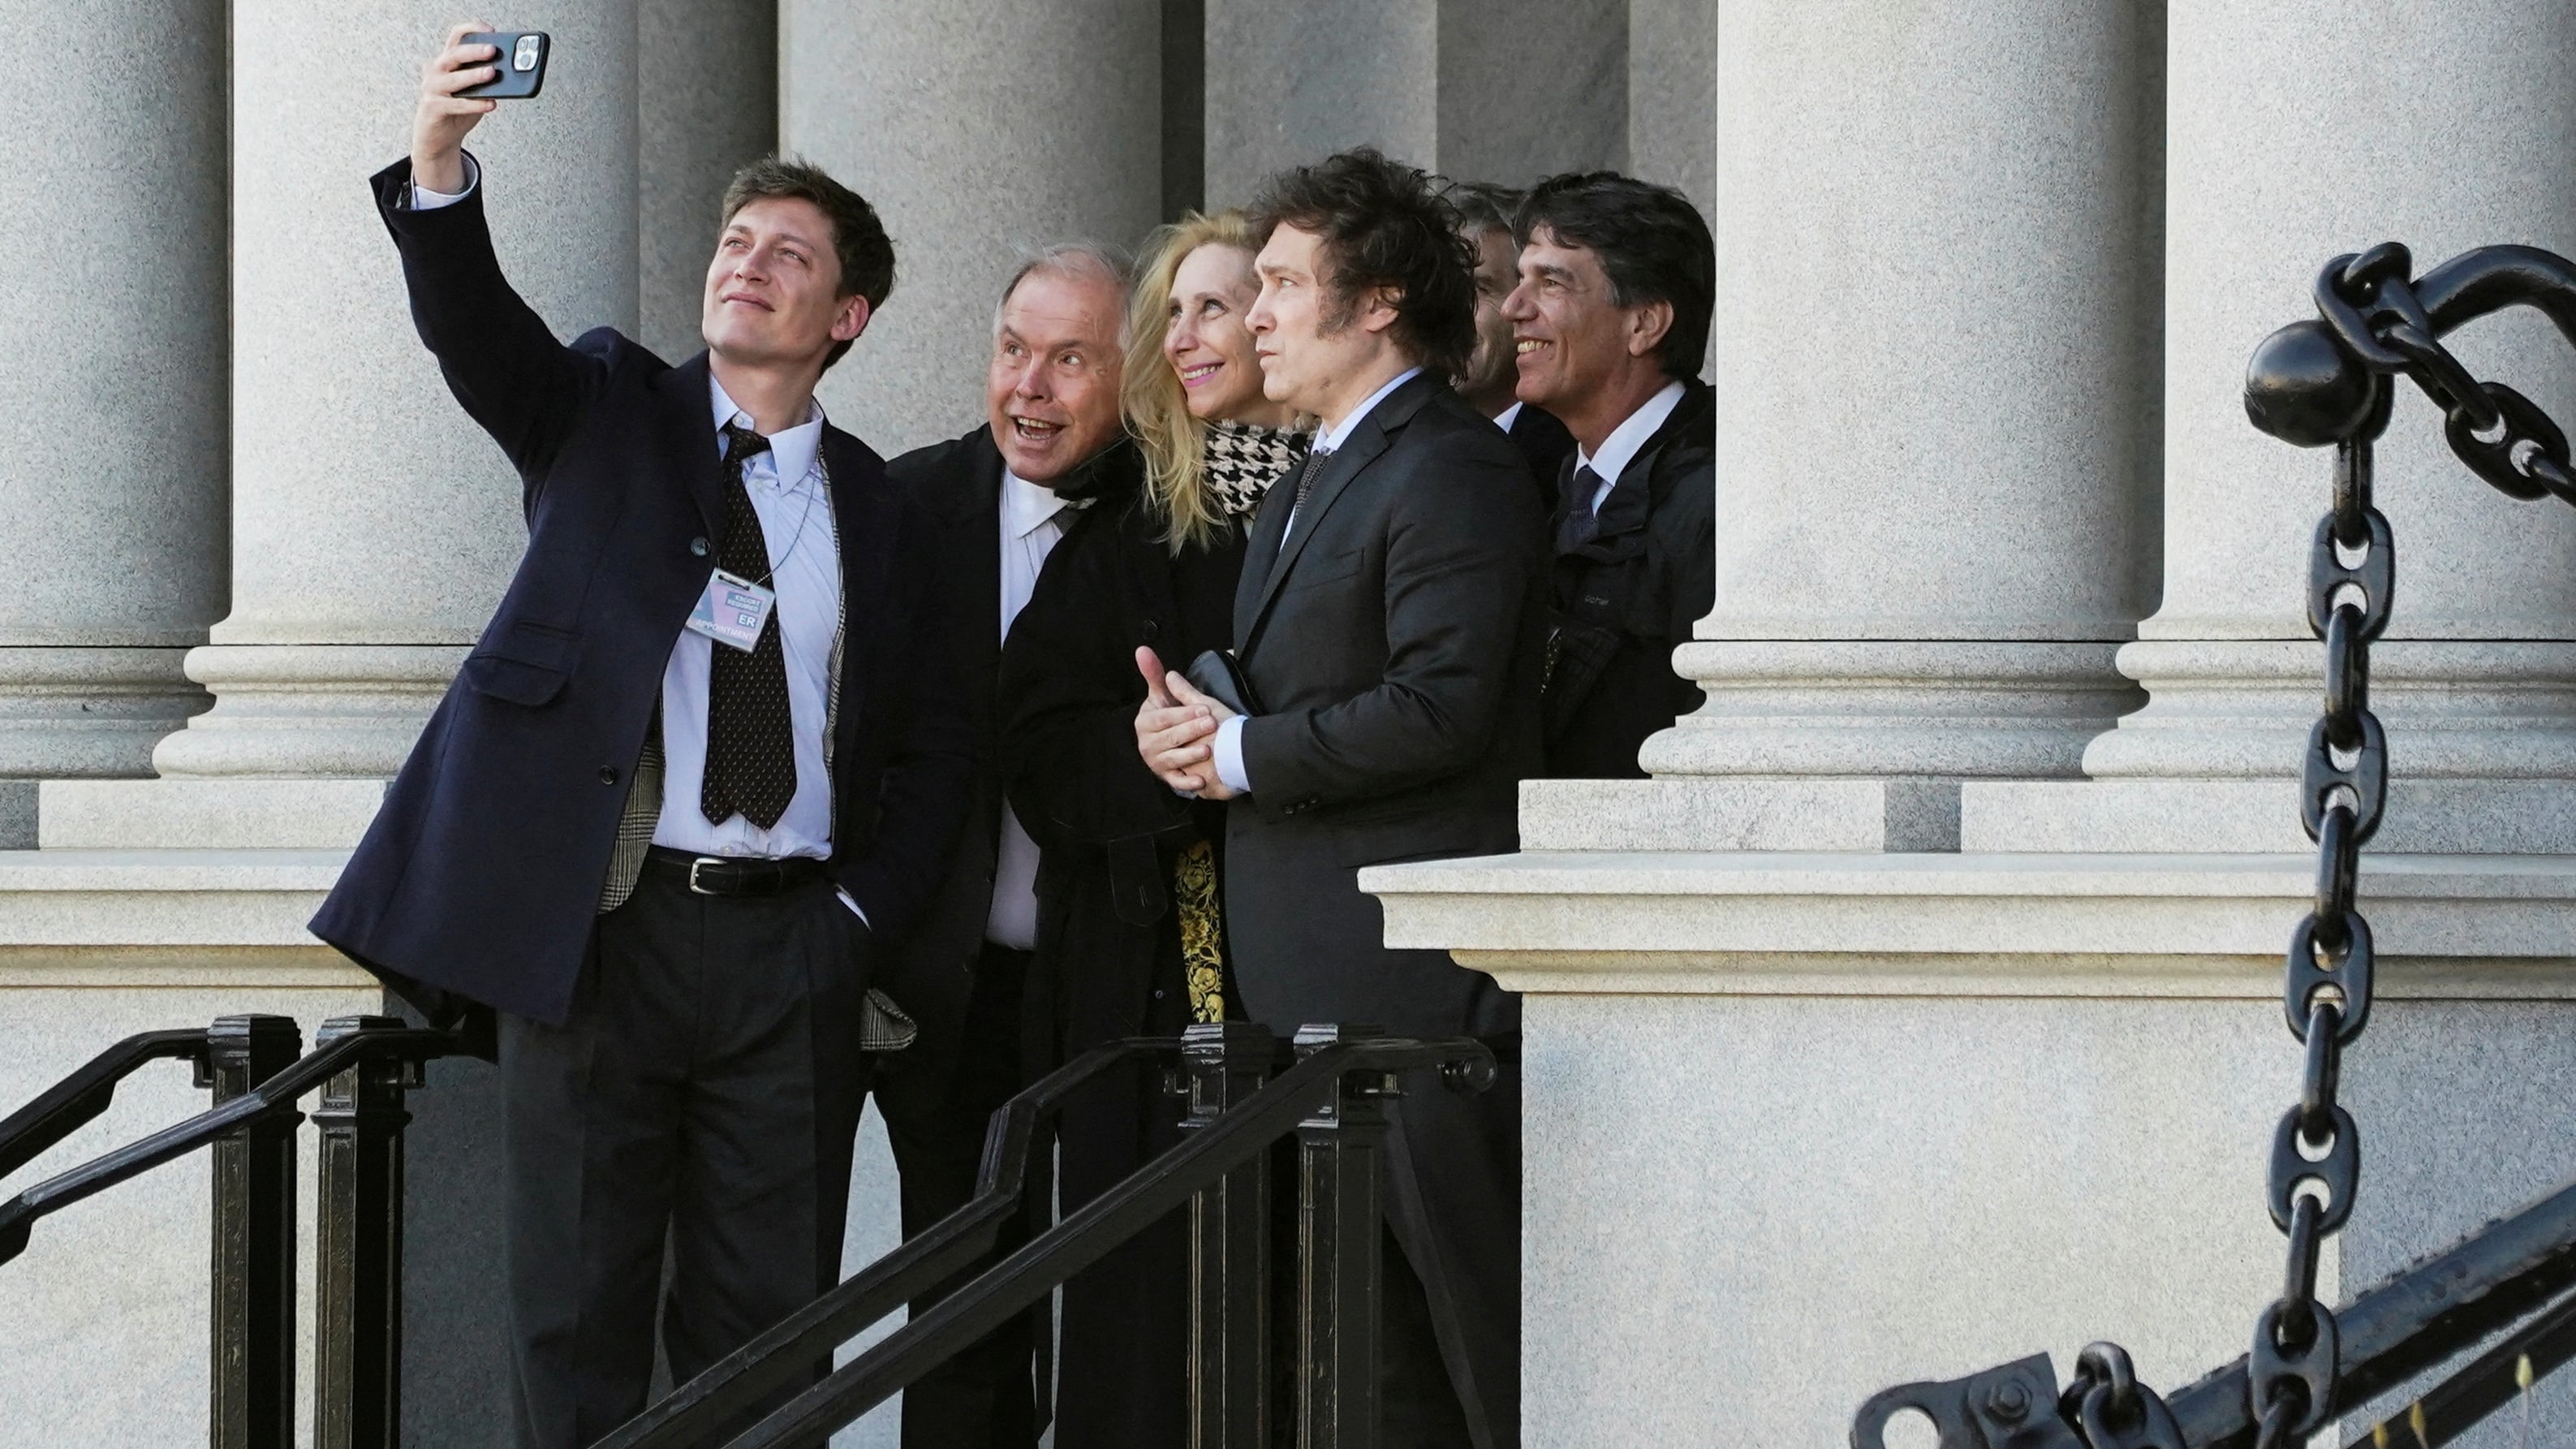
[1132,146,1543,1449]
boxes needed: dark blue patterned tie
[1560,464,1610,550]
[700,421,796,828]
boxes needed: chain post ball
[2247,320,2378,448]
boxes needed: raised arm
[369,22,605,493]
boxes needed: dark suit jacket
[1504,403,1576,513]
[1234,371,1544,863]
[883,428,1141,1095]
[1542,379,1716,778]
[1223,370,1542,1449]
[880,427,1008,1090]
[310,159,973,1029]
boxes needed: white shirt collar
[709,373,825,489]
[1492,400,1525,433]
[1001,468,1071,540]
[1316,366,1424,454]
[1574,378,1687,485]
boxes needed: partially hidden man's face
[1503,226,1664,412]
[988,268,1126,484]
[1163,243,1269,422]
[1458,226,1520,403]
[1245,222,1395,420]
[700,196,870,372]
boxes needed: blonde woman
[995,211,1307,1447]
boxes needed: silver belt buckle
[687,856,726,895]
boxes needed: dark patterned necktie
[1282,446,1331,543]
[701,420,797,828]
[1560,464,1610,550]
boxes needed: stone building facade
[6,1,2576,1446]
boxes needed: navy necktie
[1561,464,1610,550]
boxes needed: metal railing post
[312,1016,420,1449]
[1182,1021,1276,1449]
[1291,1024,1393,1449]
[206,1014,300,1449]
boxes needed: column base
[2085,637,2576,779]
[150,644,463,780]
[0,646,208,778]
[1646,640,2140,778]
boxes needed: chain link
[2066,1343,2185,1449]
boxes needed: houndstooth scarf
[1202,419,1309,519]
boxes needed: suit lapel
[1238,372,1431,656]
[654,352,727,541]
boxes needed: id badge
[685,567,776,652]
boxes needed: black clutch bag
[1184,649,1264,718]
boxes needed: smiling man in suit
[1132,147,1544,1449]
[309,27,971,1448]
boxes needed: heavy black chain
[2246,243,2576,1447]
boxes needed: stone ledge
[1518,777,1962,852]
[1962,778,2576,854]
[37,778,389,850]
[1361,850,2576,996]
[0,848,356,959]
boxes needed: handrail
[1853,1172,2576,1447]
[594,1035,1185,1449]
[0,1028,211,1182]
[704,1033,1495,1449]
[0,1023,458,1267]
[2164,1175,2576,1446]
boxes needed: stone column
[1626,0,1717,222]
[639,0,778,364]
[2061,0,2576,853]
[1436,0,1628,184]
[783,0,1164,455]
[1204,0,1435,209]
[0,2,227,790]
[1630,0,2155,839]
[149,2,640,784]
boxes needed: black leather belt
[642,846,829,898]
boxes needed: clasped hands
[1132,646,1240,800]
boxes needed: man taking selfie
[310,25,971,1447]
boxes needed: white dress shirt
[1209,365,1423,796]
[984,468,1075,951]
[1574,379,1687,515]
[1492,399,1525,432]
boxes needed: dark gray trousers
[498,869,872,1449]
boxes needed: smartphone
[457,31,548,99]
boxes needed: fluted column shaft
[1647,0,2156,784]
[784,0,1165,454]
[2087,0,2576,820]
[0,1,227,778]
[153,2,640,779]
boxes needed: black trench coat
[997,485,1247,1447]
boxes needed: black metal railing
[601,1020,1495,1449]
[1854,241,2576,1449]
[0,1013,458,1449]
[2,1013,1487,1449]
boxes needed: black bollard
[1183,1021,1277,1449]
[312,1016,423,1449]
[206,1014,301,1449]
[1290,1024,1394,1449]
